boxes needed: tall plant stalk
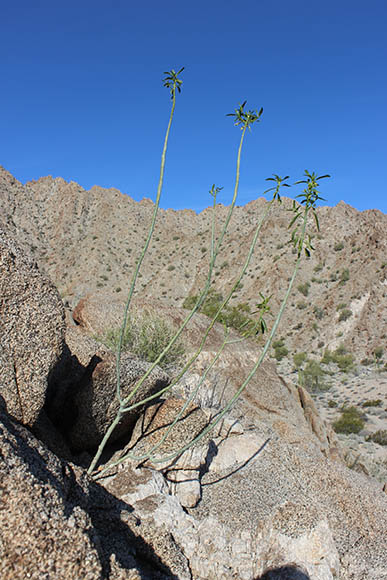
[87,68,329,477]
[88,98,263,476]
[109,175,327,469]
[88,68,183,475]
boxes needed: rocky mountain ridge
[0,165,386,363]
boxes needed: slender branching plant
[87,69,329,478]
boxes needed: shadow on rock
[0,398,180,579]
[256,565,310,579]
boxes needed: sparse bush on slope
[100,312,185,369]
[183,289,255,335]
[333,406,365,434]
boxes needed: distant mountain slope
[1,165,386,360]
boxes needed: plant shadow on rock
[200,437,271,487]
[256,565,310,579]
[0,397,180,579]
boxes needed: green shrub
[362,399,382,408]
[183,289,255,335]
[101,312,185,369]
[328,399,338,408]
[336,354,354,372]
[299,360,330,393]
[366,430,387,446]
[374,346,384,361]
[335,344,347,356]
[272,338,289,361]
[334,241,344,251]
[339,269,350,284]
[297,282,310,296]
[322,346,354,372]
[321,350,332,364]
[333,406,365,434]
[338,308,352,322]
[293,351,308,369]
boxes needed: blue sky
[1,0,386,213]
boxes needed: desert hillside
[0,165,386,363]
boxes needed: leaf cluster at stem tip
[226,101,263,130]
[264,174,291,203]
[209,184,223,200]
[163,67,184,98]
[288,170,330,257]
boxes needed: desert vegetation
[100,311,185,369]
[55,68,329,477]
[333,406,365,434]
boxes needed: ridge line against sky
[1,0,386,213]
[16,169,385,216]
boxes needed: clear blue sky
[1,0,386,213]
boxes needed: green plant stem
[112,126,249,412]
[126,207,309,466]
[120,189,279,416]
[214,126,247,257]
[88,84,178,477]
[95,330,230,477]
[115,91,177,404]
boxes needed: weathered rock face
[176,353,341,460]
[0,229,65,427]
[67,351,170,451]
[122,397,212,508]
[99,353,387,580]
[0,399,188,580]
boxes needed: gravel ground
[278,361,387,483]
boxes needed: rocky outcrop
[0,228,65,427]
[66,351,170,451]
[0,398,187,580]
[101,376,387,580]
[124,397,211,508]
[297,386,342,459]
